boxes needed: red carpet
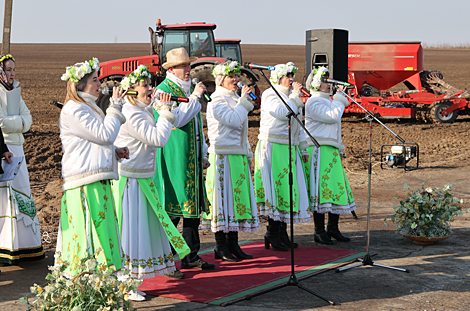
[139,241,364,306]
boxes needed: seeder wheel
[430,101,458,123]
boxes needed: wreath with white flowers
[211,61,242,78]
[269,62,298,84]
[119,65,152,89]
[61,57,100,82]
[309,66,329,91]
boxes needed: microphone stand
[334,87,409,273]
[239,70,335,306]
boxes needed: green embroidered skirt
[112,176,190,279]
[304,145,356,214]
[254,140,312,224]
[201,153,260,233]
[56,180,122,276]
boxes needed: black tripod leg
[245,275,335,305]
[336,254,410,273]
[297,283,335,305]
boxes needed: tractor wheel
[191,64,216,112]
[97,78,123,114]
[430,101,458,123]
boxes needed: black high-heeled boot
[313,212,334,245]
[214,231,238,262]
[264,218,288,251]
[227,231,253,260]
[279,222,298,248]
[327,212,350,242]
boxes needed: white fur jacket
[258,85,308,150]
[206,86,254,157]
[304,91,349,150]
[60,92,126,190]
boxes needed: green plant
[385,183,466,238]
[19,249,141,311]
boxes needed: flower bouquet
[386,183,466,244]
[19,249,141,311]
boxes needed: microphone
[191,78,211,102]
[49,100,63,109]
[101,86,138,96]
[237,82,258,101]
[326,78,351,87]
[243,62,275,71]
[154,90,189,103]
[300,87,311,97]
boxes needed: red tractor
[97,19,260,109]
[344,42,470,123]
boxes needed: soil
[1,44,470,310]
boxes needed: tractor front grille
[123,60,138,72]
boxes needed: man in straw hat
[153,47,215,279]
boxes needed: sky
[1,0,469,46]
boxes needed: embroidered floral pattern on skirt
[254,140,311,224]
[304,145,356,214]
[202,153,260,233]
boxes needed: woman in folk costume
[56,57,129,277]
[254,62,311,252]
[201,61,259,262]
[0,54,45,264]
[112,66,190,300]
[303,66,355,245]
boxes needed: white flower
[60,73,70,81]
[120,77,131,90]
[86,258,97,270]
[61,57,100,82]
[228,61,237,71]
[443,184,452,191]
[404,184,410,189]
[425,187,433,194]
[270,62,298,84]
[81,63,91,74]
[116,272,130,282]
[411,223,417,229]
[211,61,241,78]
[309,66,328,91]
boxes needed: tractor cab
[215,39,242,63]
[153,21,221,63]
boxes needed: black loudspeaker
[305,29,348,82]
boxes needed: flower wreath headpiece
[269,62,298,84]
[61,57,100,82]
[211,61,242,78]
[309,66,329,91]
[0,54,15,63]
[120,65,152,89]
